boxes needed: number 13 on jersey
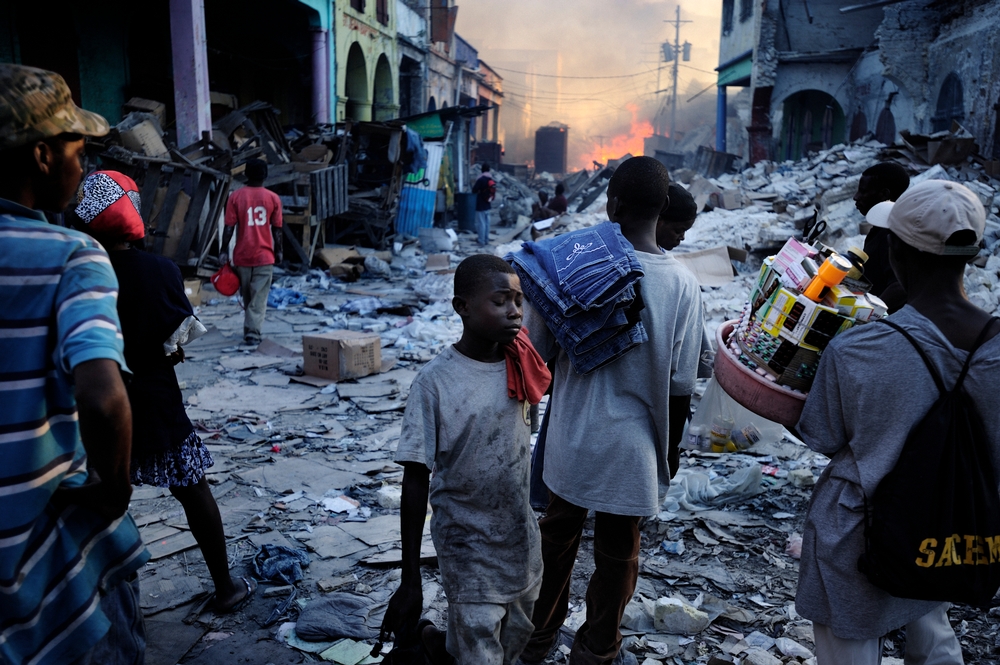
[246,206,268,226]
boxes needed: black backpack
[858,317,1000,607]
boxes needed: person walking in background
[548,182,568,214]
[472,163,497,246]
[656,183,697,252]
[220,158,283,346]
[75,170,258,614]
[855,162,910,313]
[0,63,148,665]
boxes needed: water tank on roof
[535,124,569,174]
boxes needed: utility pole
[664,6,692,149]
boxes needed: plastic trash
[363,255,392,278]
[661,540,686,556]
[785,532,803,559]
[687,377,783,452]
[340,297,389,316]
[267,287,307,309]
[662,464,763,513]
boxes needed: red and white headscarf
[75,170,145,241]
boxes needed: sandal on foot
[213,576,257,614]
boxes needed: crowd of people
[1,62,997,665]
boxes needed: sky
[456,0,724,169]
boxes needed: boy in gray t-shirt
[383,255,547,665]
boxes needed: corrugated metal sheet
[396,142,445,238]
[395,188,437,238]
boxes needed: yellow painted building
[335,0,399,121]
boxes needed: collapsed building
[715,0,1000,168]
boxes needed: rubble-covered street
[8,1,1000,664]
[127,136,1000,665]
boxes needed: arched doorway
[428,96,437,112]
[779,90,845,160]
[372,54,394,121]
[345,42,371,121]
[932,72,964,132]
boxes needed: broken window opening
[376,0,389,25]
[740,0,753,22]
[722,0,734,34]
[932,72,964,133]
[351,0,365,13]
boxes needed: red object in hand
[211,262,240,296]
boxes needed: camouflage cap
[0,64,109,151]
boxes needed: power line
[488,65,656,80]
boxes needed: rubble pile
[135,136,1000,665]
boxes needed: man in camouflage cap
[0,63,110,150]
[0,64,149,665]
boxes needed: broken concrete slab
[335,515,400,547]
[189,379,324,416]
[218,354,286,371]
[140,573,206,614]
[336,381,400,399]
[146,531,199,560]
[293,526,373,560]
[231,456,367,493]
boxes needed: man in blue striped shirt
[0,64,149,665]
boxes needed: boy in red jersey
[220,159,283,345]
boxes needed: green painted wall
[0,5,129,125]
[75,8,130,125]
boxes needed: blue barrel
[455,192,477,233]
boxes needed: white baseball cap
[887,180,984,256]
[866,201,893,229]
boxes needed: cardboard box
[303,331,381,382]
[317,246,361,267]
[123,97,166,126]
[120,120,169,158]
[183,279,202,307]
[424,253,451,272]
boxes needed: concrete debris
[652,597,711,635]
[133,133,1000,665]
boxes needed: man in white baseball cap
[887,179,985,257]
[794,178,1000,664]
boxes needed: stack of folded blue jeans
[506,221,647,374]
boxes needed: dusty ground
[131,220,1000,665]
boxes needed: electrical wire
[488,65,657,80]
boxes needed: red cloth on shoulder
[503,327,552,405]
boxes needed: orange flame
[580,104,656,169]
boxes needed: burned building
[716,0,1000,164]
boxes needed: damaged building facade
[0,0,500,149]
[717,0,1000,164]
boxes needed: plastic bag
[662,465,763,512]
[686,377,783,452]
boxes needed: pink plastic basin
[714,320,807,428]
